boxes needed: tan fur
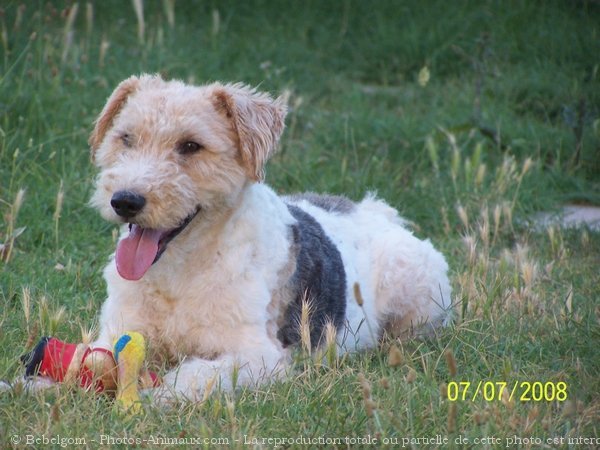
[211,84,287,181]
[89,76,140,158]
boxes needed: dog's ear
[211,83,287,181]
[89,76,140,160]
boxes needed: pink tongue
[115,225,165,281]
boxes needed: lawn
[1,0,599,448]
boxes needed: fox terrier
[85,74,452,402]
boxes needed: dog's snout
[111,190,146,218]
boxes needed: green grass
[1,0,599,448]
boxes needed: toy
[113,331,146,414]
[20,334,159,397]
[21,337,117,392]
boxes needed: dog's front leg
[146,339,288,405]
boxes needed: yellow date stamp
[446,381,567,402]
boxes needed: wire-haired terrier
[85,74,452,402]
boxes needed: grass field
[1,0,599,448]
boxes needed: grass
[1,0,599,448]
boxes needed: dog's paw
[139,374,214,407]
[139,385,181,408]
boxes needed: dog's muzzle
[114,206,201,281]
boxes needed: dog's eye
[177,141,204,155]
[120,134,132,147]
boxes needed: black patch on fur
[285,193,356,214]
[277,205,347,348]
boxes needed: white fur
[92,183,451,403]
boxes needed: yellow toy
[113,331,147,414]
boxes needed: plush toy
[21,337,118,392]
[20,334,159,397]
[113,331,146,414]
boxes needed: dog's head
[89,74,287,280]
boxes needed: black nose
[111,190,146,218]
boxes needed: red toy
[21,336,159,393]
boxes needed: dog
[83,74,452,403]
